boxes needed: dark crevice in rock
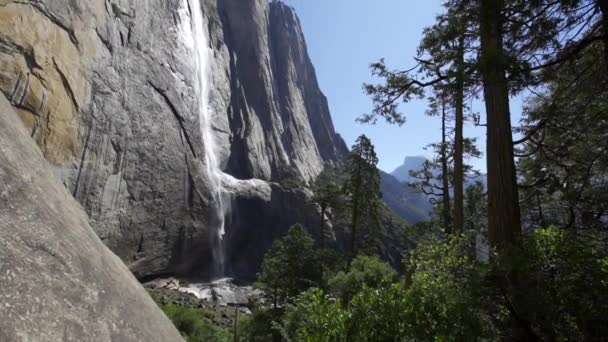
[95,27,113,53]
[110,138,123,174]
[37,91,47,117]
[73,124,93,197]
[18,73,30,106]
[0,36,48,111]
[148,81,198,158]
[20,237,70,271]
[22,47,42,72]
[9,73,22,103]
[110,3,135,18]
[52,58,80,111]
[127,26,133,46]
[185,153,195,210]
[0,35,23,55]
[136,233,144,254]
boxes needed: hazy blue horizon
[283,0,524,174]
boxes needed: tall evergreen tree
[344,135,382,267]
[517,43,608,232]
[312,168,343,249]
[478,0,523,249]
[256,224,321,309]
[362,0,477,236]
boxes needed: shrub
[239,307,283,342]
[493,227,608,340]
[279,230,608,341]
[257,224,322,307]
[160,305,230,342]
[281,289,350,342]
[405,236,495,340]
[328,255,397,303]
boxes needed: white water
[181,0,271,279]
[146,277,260,308]
[180,278,260,307]
[186,0,230,276]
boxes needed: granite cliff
[0,0,347,281]
[0,92,183,341]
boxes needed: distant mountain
[382,156,489,224]
[390,156,487,190]
[390,156,429,183]
[380,171,432,224]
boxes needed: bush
[346,284,411,341]
[328,255,397,303]
[257,227,608,341]
[257,224,322,307]
[405,236,495,340]
[281,289,350,342]
[239,307,283,342]
[160,305,230,342]
[493,227,608,340]
[281,285,410,342]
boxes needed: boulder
[0,93,183,341]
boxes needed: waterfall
[187,0,229,277]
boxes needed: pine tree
[408,90,482,235]
[311,168,343,249]
[256,224,321,308]
[344,135,382,267]
[362,0,478,236]
[517,43,608,231]
[478,0,523,249]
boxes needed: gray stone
[0,93,183,341]
[0,0,348,280]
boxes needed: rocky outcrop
[0,0,347,279]
[0,93,183,341]
[0,0,100,164]
[214,0,347,181]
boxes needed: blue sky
[283,0,524,173]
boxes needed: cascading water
[151,0,283,305]
[187,0,229,277]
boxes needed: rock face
[390,156,429,183]
[214,0,348,181]
[0,0,347,279]
[0,93,183,341]
[380,170,431,224]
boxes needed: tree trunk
[597,0,608,69]
[440,99,452,234]
[320,204,327,249]
[349,193,359,269]
[480,1,530,339]
[453,33,466,236]
[479,0,522,250]
[536,192,546,228]
[348,162,362,269]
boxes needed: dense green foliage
[256,224,322,308]
[157,304,230,342]
[239,308,283,342]
[272,228,608,341]
[311,167,345,250]
[518,43,608,232]
[495,228,608,339]
[328,255,397,303]
[344,135,383,262]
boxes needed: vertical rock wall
[0,0,347,279]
